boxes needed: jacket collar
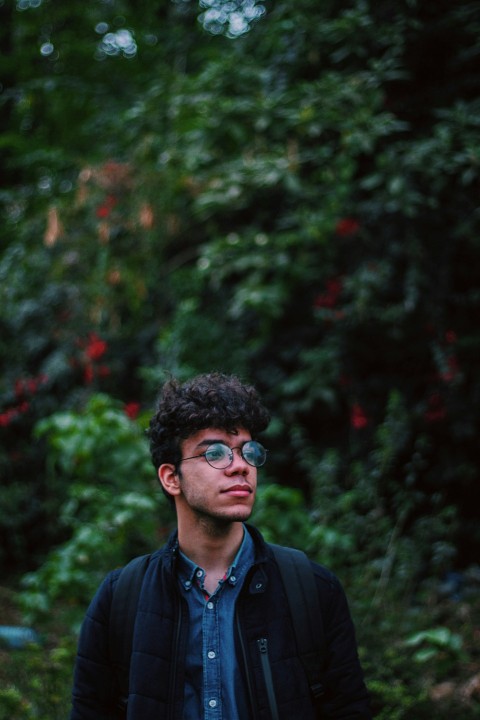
[244,523,270,564]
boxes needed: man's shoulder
[107,534,175,590]
[120,538,174,573]
[245,524,344,594]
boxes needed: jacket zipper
[236,613,258,720]
[257,638,280,720]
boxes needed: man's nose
[227,447,250,474]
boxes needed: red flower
[124,402,141,420]
[439,355,459,383]
[14,374,48,398]
[96,194,118,218]
[85,333,107,361]
[326,278,342,296]
[335,218,360,237]
[83,363,109,385]
[424,393,446,423]
[0,402,30,427]
[314,276,343,309]
[14,379,24,397]
[0,411,13,427]
[314,294,334,309]
[350,403,368,430]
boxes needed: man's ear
[158,463,181,498]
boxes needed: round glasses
[181,441,267,469]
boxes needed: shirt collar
[177,525,253,592]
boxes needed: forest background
[1,0,479,717]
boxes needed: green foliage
[405,626,463,666]
[0,637,76,720]
[19,395,173,629]
[251,484,317,551]
[35,394,152,484]
[367,676,428,720]
[0,687,35,720]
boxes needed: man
[70,372,371,719]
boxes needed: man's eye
[206,445,227,460]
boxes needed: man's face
[173,427,257,525]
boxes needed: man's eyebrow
[196,438,226,448]
[195,436,244,449]
[194,430,242,449]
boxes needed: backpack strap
[270,544,326,702]
[109,553,151,713]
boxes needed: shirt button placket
[203,594,220,718]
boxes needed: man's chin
[211,507,253,525]
[221,508,252,522]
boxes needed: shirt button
[184,580,192,589]
[207,650,216,659]
[208,699,217,708]
[230,575,237,584]
[196,569,203,578]
[207,601,214,610]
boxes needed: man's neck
[177,519,245,577]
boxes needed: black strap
[109,553,151,710]
[270,544,326,700]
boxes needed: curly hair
[148,373,270,474]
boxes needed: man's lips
[221,484,253,496]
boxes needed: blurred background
[1,0,479,717]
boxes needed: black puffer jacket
[70,525,372,719]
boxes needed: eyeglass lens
[204,441,266,468]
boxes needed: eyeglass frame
[180,440,268,469]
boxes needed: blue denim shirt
[177,527,255,720]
